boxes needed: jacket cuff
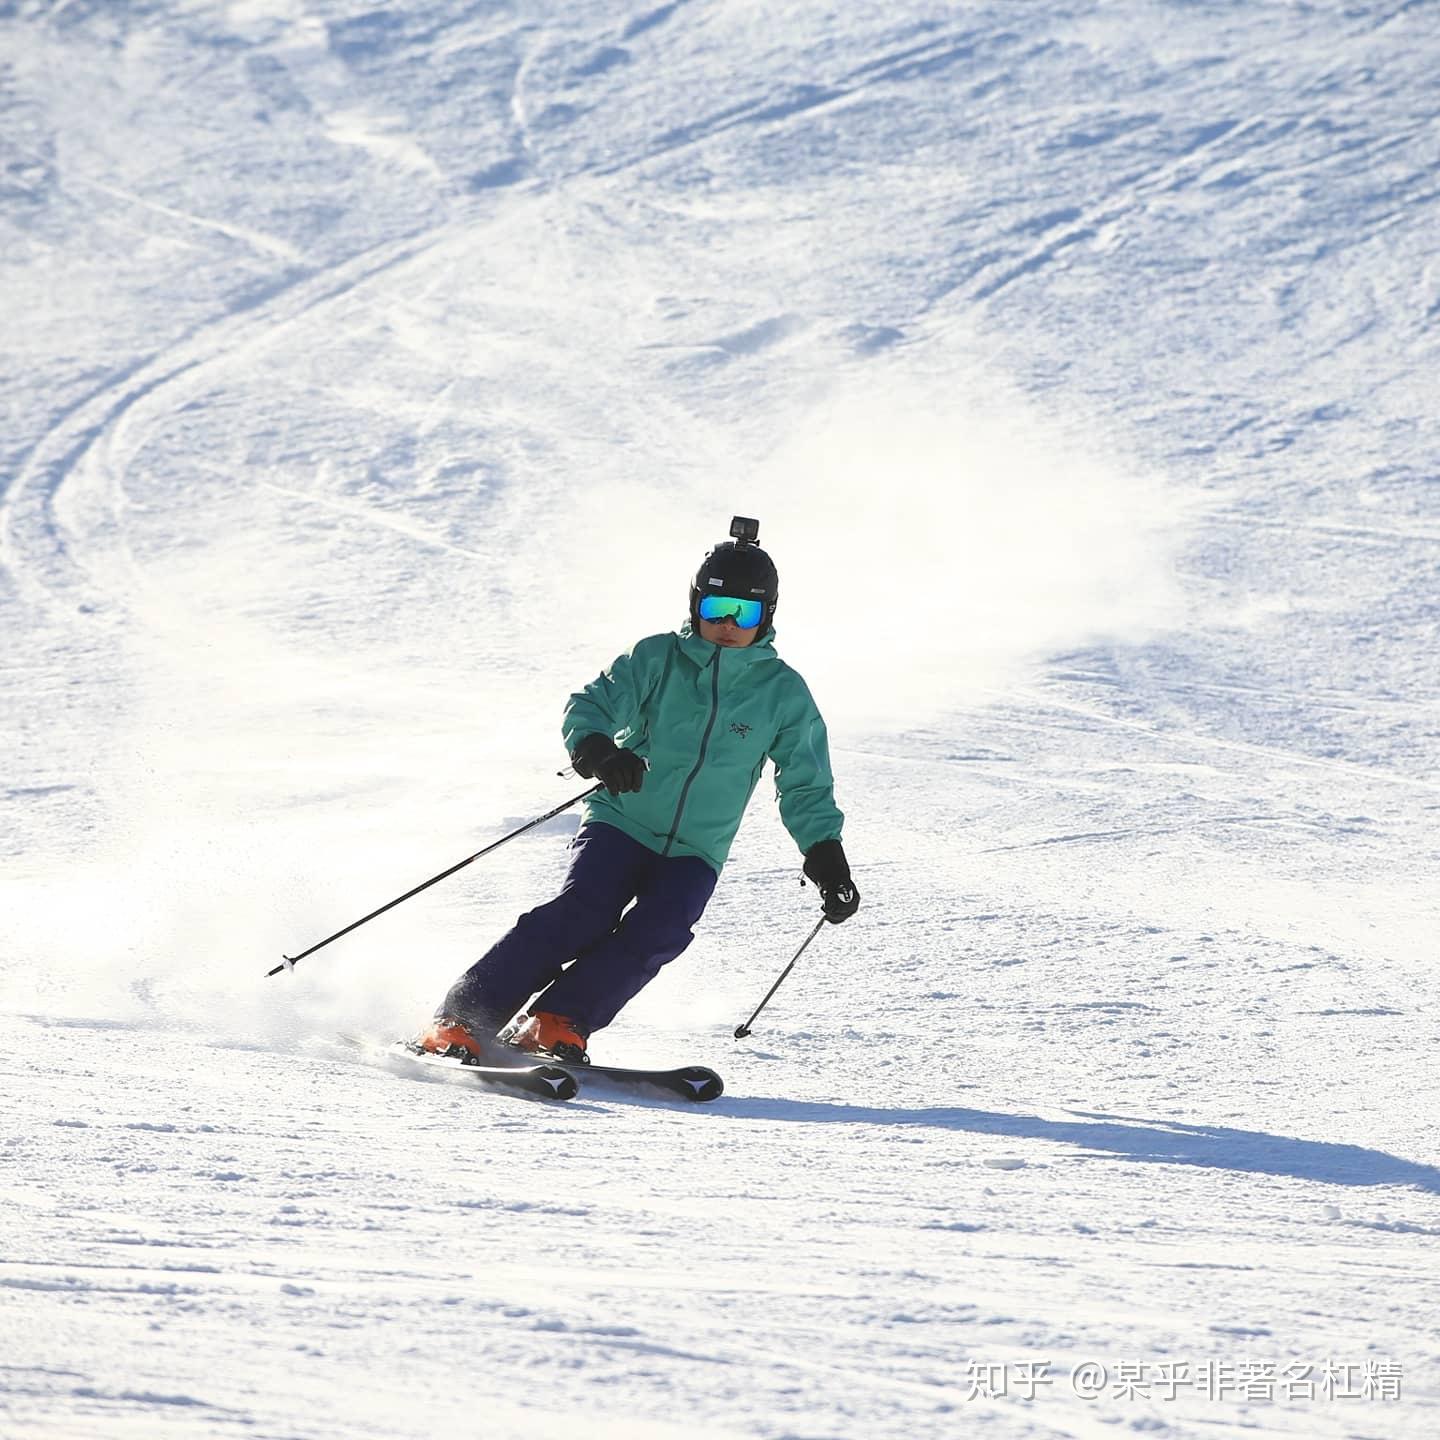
[803,837,850,885]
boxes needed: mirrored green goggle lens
[698,594,764,629]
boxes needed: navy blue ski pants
[441,822,718,1037]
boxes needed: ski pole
[268,782,603,978]
[733,916,828,1039]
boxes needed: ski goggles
[697,593,765,629]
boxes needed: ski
[542,1059,724,1103]
[391,1042,578,1100]
[339,1034,578,1101]
[478,1031,724,1103]
[433,1032,723,1103]
[346,1032,721,1103]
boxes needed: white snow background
[2,1,1437,1437]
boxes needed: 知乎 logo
[730,721,752,739]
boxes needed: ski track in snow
[3,2,1439,1438]
[0,221,455,613]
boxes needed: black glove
[571,734,646,796]
[803,838,860,923]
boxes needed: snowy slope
[3,1,1438,1437]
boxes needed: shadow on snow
[717,1098,1440,1193]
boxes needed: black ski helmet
[690,516,779,632]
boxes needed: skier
[419,516,859,1064]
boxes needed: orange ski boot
[415,1015,490,1061]
[506,1012,590,1065]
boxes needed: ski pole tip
[733,1025,750,1040]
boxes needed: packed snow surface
[3,1,1438,1437]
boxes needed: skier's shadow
[716,1098,1440,1194]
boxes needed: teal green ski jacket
[562,624,844,874]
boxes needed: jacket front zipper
[662,647,721,854]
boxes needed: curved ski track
[0,224,453,618]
